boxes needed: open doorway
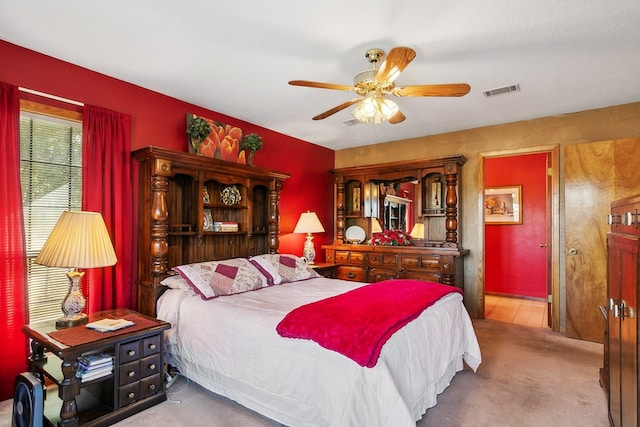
[480,147,558,329]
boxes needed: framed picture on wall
[484,186,522,224]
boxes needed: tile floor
[484,294,548,327]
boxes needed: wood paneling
[564,138,640,342]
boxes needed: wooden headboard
[133,146,290,316]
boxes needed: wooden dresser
[606,194,640,427]
[323,155,468,289]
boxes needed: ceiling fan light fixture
[352,95,399,124]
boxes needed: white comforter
[157,277,481,427]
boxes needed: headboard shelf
[133,146,290,316]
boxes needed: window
[20,106,83,323]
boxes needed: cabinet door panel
[402,270,441,283]
[618,236,639,427]
[367,267,399,283]
[608,237,622,427]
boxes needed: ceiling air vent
[343,119,362,126]
[483,84,520,97]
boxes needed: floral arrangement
[372,229,412,246]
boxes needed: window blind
[20,111,82,323]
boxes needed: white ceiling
[1,0,639,150]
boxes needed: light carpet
[0,319,609,426]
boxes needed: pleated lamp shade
[35,211,117,269]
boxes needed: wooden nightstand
[311,262,339,279]
[22,309,170,427]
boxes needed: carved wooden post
[444,162,459,247]
[59,357,80,426]
[150,159,171,275]
[268,179,282,253]
[335,177,345,243]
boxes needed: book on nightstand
[86,318,135,332]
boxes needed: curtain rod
[19,87,84,107]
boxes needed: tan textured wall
[335,102,640,322]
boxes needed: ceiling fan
[289,46,470,124]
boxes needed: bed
[156,254,481,427]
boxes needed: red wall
[484,153,548,299]
[0,40,335,261]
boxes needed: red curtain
[0,82,28,400]
[82,105,134,312]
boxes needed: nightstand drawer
[119,360,140,386]
[120,340,141,363]
[141,354,161,377]
[119,382,140,407]
[142,335,161,357]
[140,374,162,398]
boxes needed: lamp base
[302,234,316,265]
[56,268,88,329]
[55,313,88,329]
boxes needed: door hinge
[547,294,553,303]
[547,167,553,176]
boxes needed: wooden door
[565,138,640,342]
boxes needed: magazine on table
[85,318,135,333]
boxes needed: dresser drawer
[337,265,366,282]
[401,254,420,268]
[421,255,441,270]
[335,250,364,265]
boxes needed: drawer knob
[149,384,156,390]
[128,371,136,377]
[128,350,136,356]
[148,344,156,350]
[347,272,356,279]
[149,364,156,370]
[128,392,135,399]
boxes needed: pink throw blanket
[276,279,462,367]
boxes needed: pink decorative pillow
[248,255,283,285]
[250,254,319,283]
[173,258,268,300]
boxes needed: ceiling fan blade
[388,110,406,124]
[312,98,362,120]
[289,80,354,91]
[393,83,471,97]
[375,47,416,84]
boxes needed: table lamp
[293,211,325,264]
[410,223,425,242]
[35,211,117,329]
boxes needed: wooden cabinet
[133,146,289,316]
[22,309,170,426]
[325,155,468,288]
[606,194,640,427]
